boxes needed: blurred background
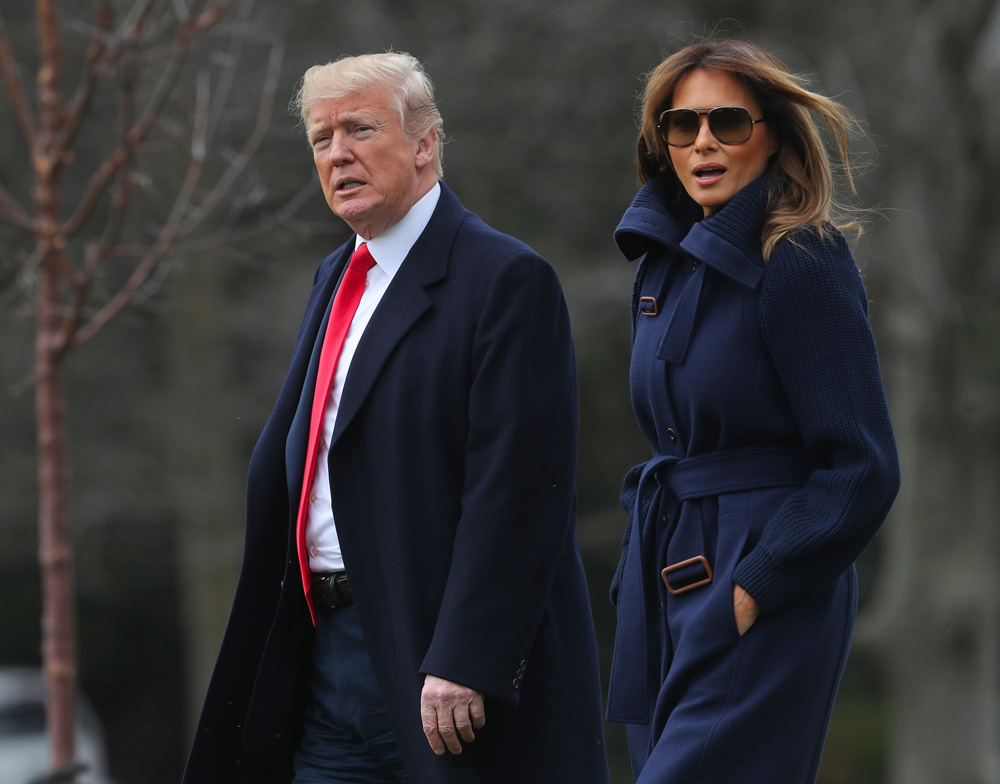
[2,0,998,782]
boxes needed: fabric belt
[606,444,810,724]
[311,571,354,610]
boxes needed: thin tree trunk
[4,0,263,774]
[36,247,78,768]
[33,0,78,762]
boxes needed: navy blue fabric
[607,446,811,723]
[608,174,900,782]
[182,184,609,784]
[292,607,407,784]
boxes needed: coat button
[512,677,521,689]
[666,428,677,443]
[662,511,670,524]
[692,260,700,271]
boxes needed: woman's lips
[693,164,726,185]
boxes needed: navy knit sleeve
[732,228,900,613]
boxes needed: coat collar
[285,183,467,501]
[330,181,463,444]
[614,172,773,289]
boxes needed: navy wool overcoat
[606,175,900,783]
[182,184,610,784]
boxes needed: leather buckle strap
[661,555,713,595]
[311,571,354,610]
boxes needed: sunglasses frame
[657,106,766,148]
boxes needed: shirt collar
[354,182,442,277]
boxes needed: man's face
[307,84,437,240]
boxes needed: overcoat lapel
[329,185,464,447]
[284,246,351,508]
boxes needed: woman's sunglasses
[657,106,766,147]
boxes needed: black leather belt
[311,571,353,610]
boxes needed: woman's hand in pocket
[733,584,760,636]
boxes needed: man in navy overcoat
[181,52,609,784]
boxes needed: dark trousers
[292,605,408,784]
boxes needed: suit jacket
[182,184,610,784]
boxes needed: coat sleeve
[418,250,579,705]
[732,229,900,613]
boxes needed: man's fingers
[452,693,486,745]
[420,701,447,756]
[420,675,486,755]
[454,705,476,743]
[470,694,486,730]
[419,680,465,755]
[422,701,462,755]
[437,713,463,754]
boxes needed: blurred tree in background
[2,1,998,783]
[0,0,281,775]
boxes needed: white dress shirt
[305,183,441,572]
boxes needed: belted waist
[612,444,809,613]
[643,444,811,502]
[607,444,810,725]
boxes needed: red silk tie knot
[296,243,376,623]
[348,241,377,275]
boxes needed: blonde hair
[638,40,859,259]
[293,52,445,177]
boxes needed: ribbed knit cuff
[732,544,808,615]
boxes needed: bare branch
[0,178,34,230]
[203,0,255,149]
[171,0,193,26]
[70,238,170,349]
[0,11,37,145]
[85,17,143,279]
[58,0,233,239]
[181,38,284,231]
[54,0,147,160]
[178,0,234,47]
[174,179,329,256]
[70,65,213,350]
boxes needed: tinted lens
[708,107,753,144]
[660,109,700,146]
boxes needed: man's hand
[733,584,760,636]
[420,674,486,755]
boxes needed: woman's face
[666,68,778,217]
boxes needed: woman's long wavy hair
[638,40,859,259]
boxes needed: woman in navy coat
[606,40,900,782]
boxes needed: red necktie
[296,243,377,621]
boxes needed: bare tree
[0,0,282,773]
